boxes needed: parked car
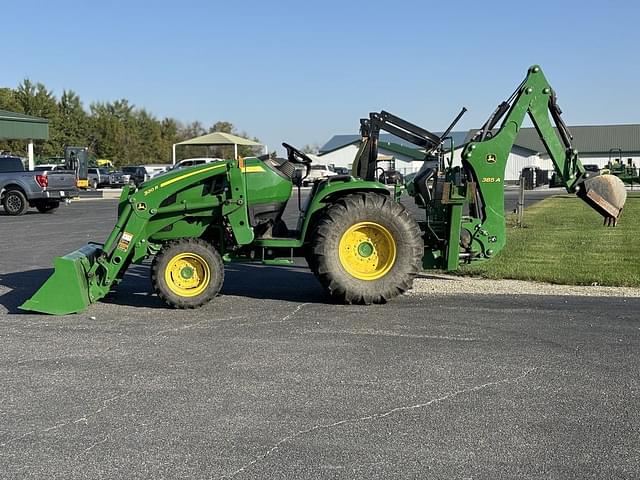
[121,166,151,187]
[145,164,172,177]
[170,158,224,170]
[87,168,111,189]
[583,164,601,178]
[108,171,131,188]
[0,155,78,215]
[332,166,350,175]
[303,164,338,186]
[378,169,404,185]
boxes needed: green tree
[301,143,320,154]
[0,88,23,154]
[89,101,128,164]
[1,78,263,166]
[14,79,58,156]
[53,90,88,152]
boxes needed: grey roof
[465,124,640,155]
[320,131,468,154]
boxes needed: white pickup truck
[303,164,338,186]
[0,156,78,215]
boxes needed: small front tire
[151,239,224,309]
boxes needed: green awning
[0,109,49,140]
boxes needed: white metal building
[319,124,640,182]
[319,132,467,176]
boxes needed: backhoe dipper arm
[457,65,626,264]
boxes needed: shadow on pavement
[0,268,53,314]
[102,261,329,309]
[0,262,330,314]
[222,262,328,303]
[0,210,42,216]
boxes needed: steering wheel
[282,142,313,165]
[282,142,312,186]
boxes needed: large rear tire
[308,192,423,304]
[2,189,29,216]
[151,239,224,309]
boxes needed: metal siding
[318,144,359,168]
[512,125,640,154]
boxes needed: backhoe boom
[420,65,627,269]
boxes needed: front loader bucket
[20,244,102,315]
[578,174,627,226]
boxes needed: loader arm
[21,160,254,314]
[453,65,627,268]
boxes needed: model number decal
[481,177,501,183]
[144,185,159,196]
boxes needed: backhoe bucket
[578,174,627,226]
[20,244,102,315]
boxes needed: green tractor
[22,66,627,315]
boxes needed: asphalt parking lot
[0,195,639,479]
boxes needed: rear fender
[299,179,390,242]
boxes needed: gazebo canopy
[173,132,263,163]
[176,132,262,147]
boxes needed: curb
[74,190,122,201]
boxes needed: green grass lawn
[459,192,640,287]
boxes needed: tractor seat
[264,158,296,180]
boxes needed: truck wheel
[308,192,423,304]
[151,239,224,309]
[91,179,98,190]
[35,201,60,213]
[2,189,29,216]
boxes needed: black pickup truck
[0,155,78,215]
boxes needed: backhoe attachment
[465,65,627,227]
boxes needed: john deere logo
[136,202,147,211]
[486,154,497,164]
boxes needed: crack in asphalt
[74,426,126,460]
[234,302,310,327]
[218,368,537,479]
[0,391,132,448]
[305,328,477,341]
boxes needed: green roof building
[0,109,50,170]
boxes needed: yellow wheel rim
[164,252,211,297]
[338,221,397,280]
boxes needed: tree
[301,143,320,154]
[0,88,23,154]
[209,121,234,134]
[53,90,88,151]
[14,79,59,156]
[0,78,262,166]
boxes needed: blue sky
[3,0,639,153]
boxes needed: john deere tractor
[22,66,627,315]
